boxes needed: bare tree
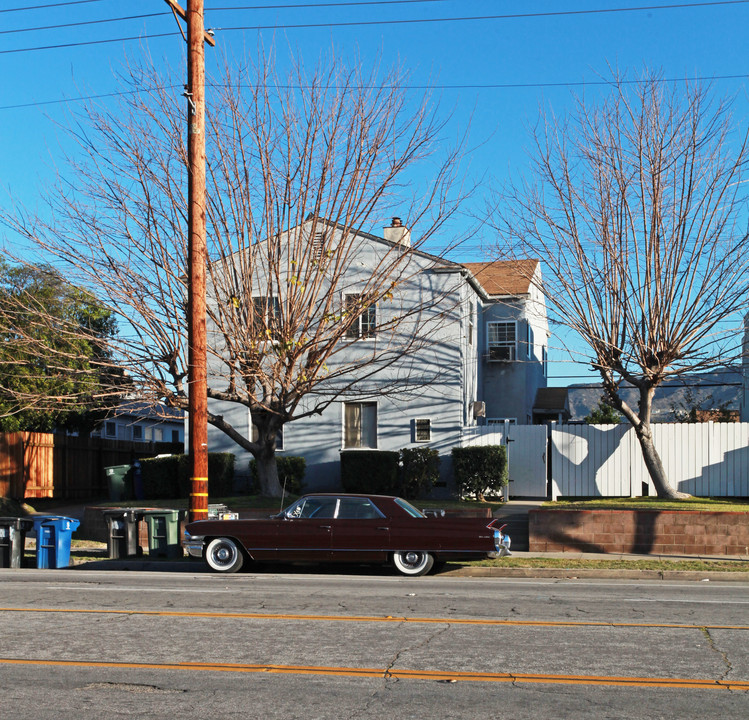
[489,71,749,499]
[3,51,470,496]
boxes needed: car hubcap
[405,552,420,566]
[216,546,232,563]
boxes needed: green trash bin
[142,509,183,558]
[104,464,133,502]
[0,517,34,568]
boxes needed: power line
[0,13,166,35]
[4,0,749,54]
[1,0,104,12]
[4,73,749,111]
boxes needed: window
[104,421,117,438]
[414,418,431,442]
[337,497,383,519]
[252,295,281,341]
[344,402,377,448]
[132,425,143,441]
[526,324,535,360]
[344,294,376,339]
[171,429,181,443]
[487,321,516,361]
[467,302,474,346]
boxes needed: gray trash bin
[103,509,143,559]
[0,517,34,568]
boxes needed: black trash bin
[104,464,133,502]
[103,510,143,559]
[0,517,34,568]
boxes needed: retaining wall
[529,509,749,555]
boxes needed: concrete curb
[59,556,749,582]
[439,567,749,582]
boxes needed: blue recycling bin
[31,516,80,569]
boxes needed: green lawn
[545,497,749,511]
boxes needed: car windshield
[394,498,426,518]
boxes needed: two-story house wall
[201,220,547,492]
[462,260,549,425]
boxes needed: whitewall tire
[392,551,434,576]
[205,537,244,573]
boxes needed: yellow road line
[1,607,748,631]
[1,656,747,690]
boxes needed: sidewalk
[21,500,749,580]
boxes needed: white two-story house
[201,218,548,491]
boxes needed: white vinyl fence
[462,424,548,498]
[551,422,749,499]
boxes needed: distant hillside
[566,368,742,422]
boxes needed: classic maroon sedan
[184,493,511,576]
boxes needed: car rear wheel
[392,551,434,576]
[205,537,244,573]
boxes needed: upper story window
[467,302,475,346]
[487,321,516,361]
[526,324,535,360]
[252,296,281,341]
[104,421,117,438]
[344,293,377,339]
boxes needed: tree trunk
[633,422,690,499]
[254,446,283,497]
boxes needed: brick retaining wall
[529,509,749,555]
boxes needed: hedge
[138,452,235,499]
[451,445,508,501]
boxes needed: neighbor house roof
[461,259,539,297]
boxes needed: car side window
[337,498,380,520]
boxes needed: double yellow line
[2,607,749,631]
[1,656,747,691]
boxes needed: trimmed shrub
[451,445,508,501]
[140,452,235,499]
[340,450,400,495]
[399,447,440,500]
[250,455,307,496]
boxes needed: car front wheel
[392,550,434,576]
[205,537,244,573]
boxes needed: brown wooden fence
[0,432,183,500]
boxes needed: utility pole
[164,0,215,522]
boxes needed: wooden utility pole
[164,0,215,522]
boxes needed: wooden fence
[0,432,182,500]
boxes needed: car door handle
[319,525,332,530]
[377,526,389,531]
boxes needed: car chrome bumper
[491,530,512,558]
[183,534,205,558]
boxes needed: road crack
[701,627,733,684]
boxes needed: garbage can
[0,517,34,569]
[141,509,183,558]
[104,464,132,502]
[103,509,143,559]
[32,516,80,569]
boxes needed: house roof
[461,259,539,297]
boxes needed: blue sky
[2,0,748,383]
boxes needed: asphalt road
[1,568,748,719]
